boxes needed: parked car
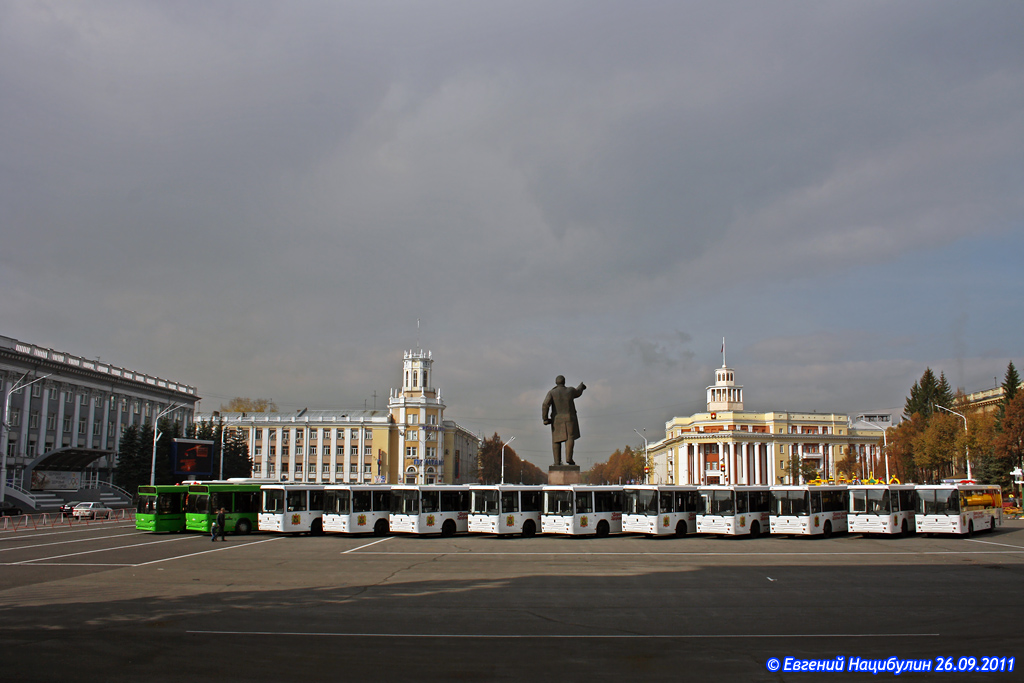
[1,501,24,517]
[59,501,82,516]
[72,502,112,519]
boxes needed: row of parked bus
[136,481,1004,538]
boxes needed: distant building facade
[200,349,479,485]
[648,362,885,486]
[0,335,199,501]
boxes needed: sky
[2,1,1022,470]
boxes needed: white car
[72,502,112,519]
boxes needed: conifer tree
[997,361,1020,428]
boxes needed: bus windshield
[917,489,960,515]
[851,489,890,514]
[623,490,657,515]
[544,490,574,516]
[471,490,499,514]
[772,490,810,516]
[138,497,156,515]
[706,491,735,516]
[186,494,210,514]
[390,490,419,515]
[262,490,285,513]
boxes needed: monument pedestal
[548,465,581,486]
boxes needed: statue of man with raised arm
[542,375,587,466]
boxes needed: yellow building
[649,362,885,485]
[200,349,479,485]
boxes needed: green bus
[136,485,190,532]
[185,483,261,535]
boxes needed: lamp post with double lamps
[634,429,649,484]
[934,404,970,481]
[500,436,515,485]
[861,420,890,483]
[1,372,52,503]
[150,403,187,486]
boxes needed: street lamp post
[634,429,649,485]
[861,421,889,483]
[1,372,52,502]
[934,404,970,481]
[150,403,185,486]
[501,436,515,485]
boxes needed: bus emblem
[663,516,670,527]
[506,515,515,527]
[739,516,746,527]
[357,514,367,526]
[813,516,820,527]
[291,514,301,525]
[580,516,588,528]
[426,514,435,527]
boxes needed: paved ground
[1,520,1022,682]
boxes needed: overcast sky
[2,1,1022,470]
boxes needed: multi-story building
[201,349,479,485]
[648,361,885,486]
[0,335,199,509]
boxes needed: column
[86,394,97,449]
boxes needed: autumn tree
[220,397,278,413]
[994,391,1024,485]
[587,446,644,485]
[476,433,546,484]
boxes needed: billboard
[172,439,215,477]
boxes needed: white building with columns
[200,349,479,485]
[648,362,884,486]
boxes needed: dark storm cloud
[1,1,1022,467]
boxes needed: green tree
[996,361,1021,428]
[904,368,952,420]
[994,392,1024,486]
[113,424,148,493]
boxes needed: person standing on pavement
[216,507,227,541]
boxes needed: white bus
[541,485,623,537]
[389,485,470,536]
[697,485,771,537]
[848,484,916,535]
[770,485,849,537]
[468,485,543,537]
[323,484,392,535]
[622,485,700,536]
[259,484,326,535]
[916,483,1002,535]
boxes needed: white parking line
[341,537,394,554]
[343,549,1024,557]
[964,538,1024,550]
[4,535,195,565]
[0,531,146,553]
[133,536,284,566]
[189,630,940,639]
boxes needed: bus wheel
[310,519,324,536]
[901,520,909,536]
[675,520,687,537]
[235,519,252,535]
[595,520,610,537]
[374,519,389,536]
[822,521,832,538]
[441,520,457,537]
[989,517,996,532]
[748,521,760,539]
[967,521,974,537]
[522,520,536,538]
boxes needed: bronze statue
[542,375,586,466]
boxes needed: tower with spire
[389,349,446,484]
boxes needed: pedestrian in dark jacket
[216,508,227,541]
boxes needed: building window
[308,463,316,474]
[406,446,417,457]
[269,446,276,456]
[363,463,372,474]
[407,430,418,441]
[268,464,276,475]
[30,411,40,429]
[32,384,42,398]
[47,414,56,431]
[309,445,317,456]
[322,464,330,474]
[364,429,372,440]
[323,447,331,457]
[9,409,19,427]
[408,415,418,425]
[350,446,358,456]
[350,464,358,474]
[364,446,372,456]
[253,464,261,474]
[254,447,262,456]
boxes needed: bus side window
[576,492,593,514]
[373,491,390,512]
[287,491,307,512]
[736,492,748,514]
[811,492,822,514]
[660,492,674,514]
[501,492,519,513]
[310,490,325,511]
[422,491,440,513]
[522,491,541,512]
